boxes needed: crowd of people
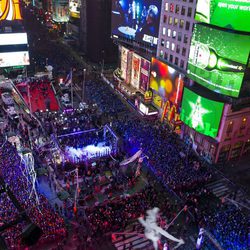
[0,141,66,249]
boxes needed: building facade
[157,0,197,72]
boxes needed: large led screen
[0,0,22,20]
[0,51,30,67]
[187,24,250,98]
[131,53,141,89]
[69,0,81,18]
[180,88,224,138]
[111,0,162,46]
[140,58,150,91]
[52,0,69,22]
[195,0,250,32]
[150,58,184,106]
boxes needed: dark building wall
[86,0,117,64]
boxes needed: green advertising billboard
[195,0,250,32]
[180,88,224,138]
[187,24,250,98]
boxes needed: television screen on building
[0,51,30,67]
[69,0,81,18]
[111,0,162,47]
[0,0,22,20]
[0,33,30,67]
[140,58,150,91]
[131,53,141,89]
[195,0,250,32]
[0,33,28,45]
[187,24,250,98]
[52,0,69,22]
[180,88,224,138]
[150,58,184,106]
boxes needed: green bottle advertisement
[189,42,246,72]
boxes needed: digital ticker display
[195,0,250,32]
[180,88,224,138]
[111,0,162,46]
[187,24,250,98]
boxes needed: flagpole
[71,69,73,108]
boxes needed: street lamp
[101,50,105,74]
[82,68,86,102]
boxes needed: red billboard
[140,58,150,92]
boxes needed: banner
[120,46,129,80]
[126,50,133,85]
[140,58,150,92]
[120,150,142,166]
[131,53,141,89]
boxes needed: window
[168,16,173,25]
[180,60,184,68]
[227,121,233,134]
[189,0,193,3]
[240,117,247,130]
[187,7,192,17]
[169,54,173,63]
[176,45,180,53]
[163,15,167,23]
[181,6,186,15]
[182,47,187,56]
[179,19,184,28]
[171,43,175,51]
[174,18,178,26]
[160,50,164,58]
[170,3,174,12]
[161,39,165,46]
[165,3,169,11]
[175,5,180,14]
[162,27,166,35]
[166,40,170,49]
[167,28,171,37]
[185,21,190,30]
[178,32,182,41]
[184,34,188,43]
[174,57,179,66]
[164,52,168,60]
[172,30,176,39]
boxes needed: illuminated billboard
[126,50,133,84]
[69,0,81,18]
[111,0,162,46]
[187,24,250,98]
[131,53,141,89]
[0,51,30,67]
[195,0,250,32]
[52,0,69,22]
[120,46,129,80]
[181,88,224,138]
[140,58,150,91]
[0,33,28,45]
[150,58,184,106]
[0,0,22,20]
